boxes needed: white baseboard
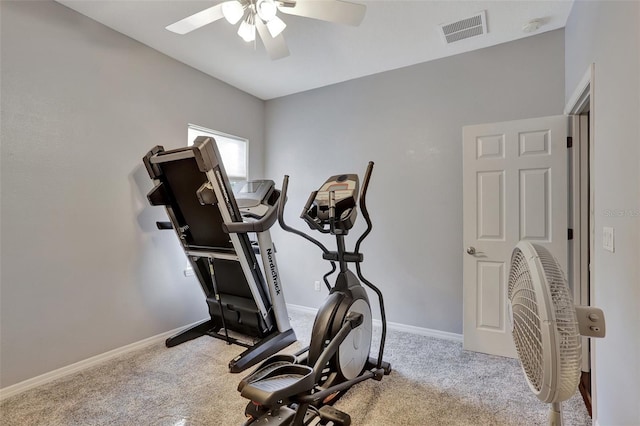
[286,303,319,316]
[386,320,463,342]
[0,320,203,401]
[287,303,463,342]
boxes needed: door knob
[466,246,476,255]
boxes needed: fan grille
[536,245,582,402]
[508,248,544,392]
[508,243,581,403]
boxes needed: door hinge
[567,136,573,148]
[568,228,574,240]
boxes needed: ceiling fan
[165,0,366,60]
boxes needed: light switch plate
[603,227,615,252]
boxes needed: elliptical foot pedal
[238,354,297,392]
[319,405,351,426]
[240,364,315,405]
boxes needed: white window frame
[187,124,249,183]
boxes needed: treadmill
[143,136,296,373]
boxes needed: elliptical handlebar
[354,161,374,255]
[278,176,330,254]
[350,161,387,370]
[300,190,331,234]
[278,175,335,289]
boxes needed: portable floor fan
[508,241,606,425]
[165,0,366,59]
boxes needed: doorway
[461,63,596,417]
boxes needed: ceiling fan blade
[166,4,225,35]
[278,0,366,26]
[255,19,290,60]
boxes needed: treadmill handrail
[222,196,279,234]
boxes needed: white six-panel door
[463,115,568,358]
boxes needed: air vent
[440,11,487,44]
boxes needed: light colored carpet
[1,311,590,425]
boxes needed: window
[187,124,248,185]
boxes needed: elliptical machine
[238,162,391,425]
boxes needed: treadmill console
[235,180,276,219]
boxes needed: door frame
[565,63,596,419]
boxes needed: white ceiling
[56,0,574,100]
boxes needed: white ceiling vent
[440,11,488,44]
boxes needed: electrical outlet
[603,227,615,253]
[314,281,321,292]
[184,266,195,277]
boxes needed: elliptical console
[304,173,359,233]
[237,162,390,426]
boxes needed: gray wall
[0,1,265,388]
[264,30,565,334]
[565,1,640,424]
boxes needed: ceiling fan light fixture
[256,0,278,22]
[164,0,367,60]
[222,0,245,25]
[266,16,286,37]
[238,19,256,42]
